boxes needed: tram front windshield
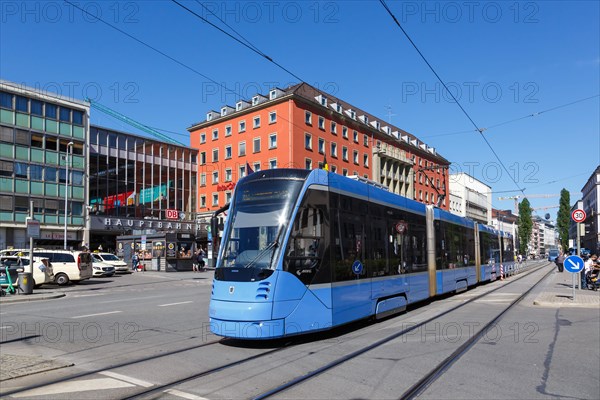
[216,178,304,280]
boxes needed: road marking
[164,389,209,399]
[12,378,133,397]
[0,326,10,329]
[71,311,122,319]
[99,371,154,387]
[99,295,157,304]
[158,301,193,307]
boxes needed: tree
[518,198,533,256]
[556,188,571,251]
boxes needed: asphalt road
[0,264,598,400]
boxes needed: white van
[31,250,93,285]
[92,252,129,273]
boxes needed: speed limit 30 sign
[571,209,586,223]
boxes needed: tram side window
[480,231,500,264]
[283,189,330,285]
[385,207,427,274]
[368,213,388,277]
[435,222,475,269]
[502,237,514,263]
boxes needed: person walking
[192,249,200,272]
[198,247,206,272]
[555,252,566,273]
[131,252,139,272]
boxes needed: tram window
[435,222,475,269]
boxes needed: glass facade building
[0,81,89,249]
[88,125,200,252]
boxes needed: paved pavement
[533,268,600,308]
[1,264,598,386]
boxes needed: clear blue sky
[1,1,598,217]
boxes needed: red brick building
[188,83,450,213]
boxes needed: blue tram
[209,169,514,339]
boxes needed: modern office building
[0,80,89,249]
[87,125,201,252]
[188,83,450,214]
[580,165,600,253]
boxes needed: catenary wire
[422,94,600,138]
[171,0,306,83]
[378,0,525,196]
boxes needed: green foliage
[556,188,571,251]
[518,198,533,255]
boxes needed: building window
[363,134,368,146]
[225,145,232,159]
[239,120,246,133]
[239,165,246,178]
[342,146,348,161]
[305,111,312,125]
[200,152,206,165]
[239,141,246,157]
[269,159,277,169]
[253,116,261,128]
[331,121,337,134]
[225,125,232,136]
[253,137,261,153]
[253,162,261,172]
[342,126,348,139]
[226,192,232,203]
[212,149,219,162]
[318,116,325,130]
[225,168,232,182]
[318,138,325,154]
[0,92,12,109]
[212,193,219,206]
[15,96,28,112]
[269,111,277,124]
[363,154,369,167]
[30,100,43,116]
[331,142,337,158]
[200,195,206,208]
[331,165,337,173]
[353,130,358,143]
[212,171,219,184]
[200,133,206,143]
[72,110,83,125]
[212,129,218,140]
[305,133,312,150]
[343,168,348,176]
[305,158,312,170]
[269,133,277,149]
[200,173,206,186]
[45,104,57,119]
[353,150,359,164]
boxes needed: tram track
[110,262,551,400]
[1,262,550,399]
[248,262,553,400]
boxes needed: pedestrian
[198,247,206,272]
[132,252,139,272]
[192,249,199,272]
[584,254,598,289]
[555,252,566,273]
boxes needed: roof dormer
[315,94,328,107]
[236,100,250,111]
[345,109,356,120]
[206,110,219,121]
[269,88,285,100]
[251,94,268,106]
[330,102,342,113]
[220,105,234,116]
[370,120,381,130]
[359,115,369,124]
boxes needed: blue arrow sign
[564,255,585,273]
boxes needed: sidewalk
[0,290,65,304]
[533,267,600,308]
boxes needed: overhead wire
[171,0,306,84]
[378,0,526,198]
[422,94,600,138]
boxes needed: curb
[0,293,65,304]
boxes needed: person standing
[555,252,566,273]
[192,249,200,272]
[198,247,207,272]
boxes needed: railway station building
[188,83,450,215]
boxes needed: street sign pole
[564,255,584,301]
[577,222,582,290]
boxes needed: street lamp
[64,141,74,250]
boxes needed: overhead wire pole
[378,0,526,197]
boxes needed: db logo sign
[166,209,179,220]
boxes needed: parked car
[30,250,92,285]
[91,252,129,273]
[91,254,116,277]
[0,255,54,288]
